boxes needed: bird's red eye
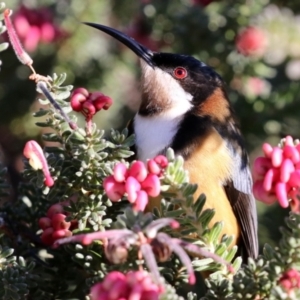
[173,67,187,79]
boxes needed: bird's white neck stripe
[134,105,192,162]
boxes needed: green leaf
[200,209,215,228]
[0,42,8,52]
[1,248,14,258]
[207,222,223,244]
[33,109,50,117]
[35,122,51,127]
[56,73,67,86]
[165,209,185,218]
[42,133,62,142]
[115,149,134,158]
[38,98,50,105]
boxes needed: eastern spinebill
[84,22,258,260]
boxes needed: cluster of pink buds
[70,88,113,121]
[39,203,77,245]
[253,136,300,211]
[103,155,168,211]
[23,140,54,187]
[90,271,164,300]
[279,268,300,296]
[11,5,66,52]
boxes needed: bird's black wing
[224,181,258,260]
[225,139,258,260]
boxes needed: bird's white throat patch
[134,62,193,161]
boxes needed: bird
[84,22,258,260]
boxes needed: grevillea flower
[90,271,164,300]
[103,156,168,211]
[23,140,54,187]
[4,8,33,66]
[39,203,77,245]
[279,268,300,296]
[253,136,300,211]
[11,5,66,52]
[236,26,267,57]
[70,88,113,121]
[54,215,233,284]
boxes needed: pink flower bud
[90,284,108,300]
[283,145,300,164]
[47,203,64,219]
[279,268,300,294]
[253,180,277,204]
[72,88,89,98]
[113,163,128,183]
[154,155,168,168]
[41,227,54,245]
[252,157,272,180]
[128,161,148,182]
[40,22,55,43]
[275,182,289,208]
[147,159,161,175]
[52,229,72,240]
[125,176,141,203]
[263,168,275,191]
[189,273,196,285]
[93,95,113,111]
[288,171,300,187]
[103,176,126,201]
[262,143,273,158]
[70,93,87,112]
[82,100,96,117]
[133,190,149,211]
[102,271,126,290]
[271,147,283,167]
[280,159,295,183]
[88,91,104,101]
[284,136,294,147]
[51,213,71,230]
[141,174,161,197]
[23,140,54,187]
[38,217,52,230]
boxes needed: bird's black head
[84,22,227,117]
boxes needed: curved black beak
[83,22,154,67]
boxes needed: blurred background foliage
[1,0,300,250]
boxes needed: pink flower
[103,157,168,211]
[4,9,33,66]
[54,217,232,284]
[253,136,300,211]
[279,268,300,296]
[103,176,126,202]
[12,5,66,52]
[242,77,271,98]
[90,271,164,300]
[70,88,113,121]
[236,27,267,57]
[39,203,76,246]
[23,140,54,187]
[192,0,214,6]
